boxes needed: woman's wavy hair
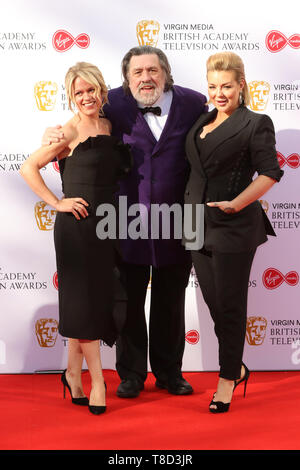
[65,62,108,114]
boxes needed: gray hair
[121,46,174,94]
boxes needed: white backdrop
[1,0,300,373]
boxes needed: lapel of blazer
[200,106,251,160]
[185,108,217,178]
[122,92,157,145]
[186,106,251,176]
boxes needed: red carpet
[0,370,299,451]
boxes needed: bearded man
[105,46,207,398]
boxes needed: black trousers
[115,259,192,384]
[192,249,256,381]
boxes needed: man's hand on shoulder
[100,117,112,134]
[42,124,64,146]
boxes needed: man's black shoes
[117,377,193,398]
[117,379,144,398]
[155,377,193,395]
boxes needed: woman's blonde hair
[65,62,108,114]
[206,52,250,106]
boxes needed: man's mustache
[138,81,156,91]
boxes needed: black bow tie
[140,106,161,116]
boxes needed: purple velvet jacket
[104,85,207,267]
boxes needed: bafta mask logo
[246,316,267,346]
[35,201,57,231]
[259,199,269,213]
[248,81,271,111]
[34,81,58,111]
[136,20,160,46]
[35,318,58,348]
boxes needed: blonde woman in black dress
[20,62,131,415]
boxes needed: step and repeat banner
[1,0,299,373]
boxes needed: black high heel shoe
[88,382,107,415]
[61,369,89,406]
[209,363,250,413]
[233,362,250,397]
[209,393,231,414]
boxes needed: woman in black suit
[184,52,283,413]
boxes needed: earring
[239,92,244,105]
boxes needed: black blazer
[184,106,283,252]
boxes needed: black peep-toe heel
[209,395,231,414]
[233,362,250,397]
[209,363,250,414]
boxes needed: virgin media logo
[262,268,299,289]
[52,30,90,52]
[185,330,199,344]
[266,30,300,53]
[53,272,58,290]
[52,160,60,172]
[277,151,300,169]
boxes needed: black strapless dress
[54,135,131,345]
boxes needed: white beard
[132,81,164,106]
